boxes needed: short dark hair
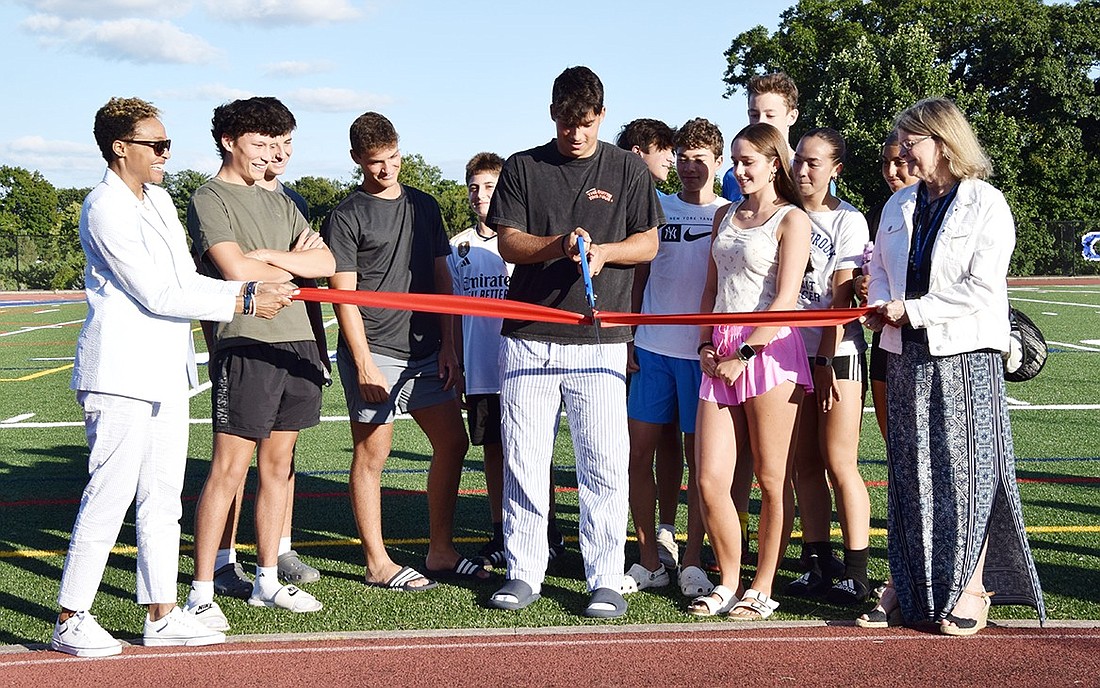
[551,66,604,126]
[210,96,296,160]
[615,118,675,153]
[465,152,505,184]
[349,112,399,155]
[747,72,799,112]
[673,118,723,159]
[93,97,160,163]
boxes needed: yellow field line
[0,362,73,382]
[4,526,1098,560]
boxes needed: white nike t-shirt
[635,193,730,360]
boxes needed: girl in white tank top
[689,123,812,621]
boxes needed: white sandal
[687,585,737,617]
[729,588,779,620]
[679,565,715,597]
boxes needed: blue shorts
[627,347,702,434]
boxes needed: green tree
[162,169,210,224]
[723,0,1100,275]
[396,153,474,236]
[285,176,354,231]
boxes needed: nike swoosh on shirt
[683,229,711,241]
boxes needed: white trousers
[499,337,629,591]
[58,391,188,610]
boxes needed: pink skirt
[698,324,814,406]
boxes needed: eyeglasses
[122,139,171,156]
[898,135,931,155]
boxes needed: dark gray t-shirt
[322,185,450,360]
[487,140,661,344]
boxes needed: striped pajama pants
[499,336,629,592]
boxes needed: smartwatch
[813,356,833,367]
[737,342,757,362]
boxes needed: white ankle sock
[215,548,236,570]
[254,566,281,597]
[189,580,214,606]
[278,537,292,556]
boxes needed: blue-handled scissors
[575,236,601,344]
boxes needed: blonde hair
[894,97,992,180]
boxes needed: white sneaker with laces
[620,563,670,594]
[51,611,122,657]
[143,606,226,647]
[184,599,230,632]
[656,525,679,570]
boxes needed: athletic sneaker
[247,584,323,613]
[786,567,830,598]
[656,525,679,570]
[277,550,321,584]
[184,599,230,632]
[143,606,226,647]
[214,562,253,600]
[50,611,122,658]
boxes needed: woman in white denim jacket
[860,98,1044,636]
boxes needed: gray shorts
[336,345,455,424]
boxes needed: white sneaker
[656,525,679,570]
[184,599,230,632]
[51,611,122,657]
[247,583,323,613]
[620,563,670,594]
[143,607,226,647]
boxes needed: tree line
[2,0,1097,289]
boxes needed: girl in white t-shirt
[788,128,872,605]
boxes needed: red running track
[2,622,1098,687]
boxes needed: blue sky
[0,0,789,190]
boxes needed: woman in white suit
[52,97,294,657]
[860,98,1044,635]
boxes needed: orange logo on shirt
[585,188,614,203]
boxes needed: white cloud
[262,60,337,78]
[3,136,103,178]
[203,0,361,25]
[16,0,191,20]
[155,84,256,102]
[285,88,392,113]
[21,14,221,65]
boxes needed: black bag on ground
[1003,308,1047,382]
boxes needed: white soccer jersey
[447,227,513,394]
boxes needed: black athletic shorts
[465,393,502,446]
[210,340,327,438]
[869,330,887,383]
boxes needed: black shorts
[210,340,327,438]
[465,393,501,446]
[869,331,887,383]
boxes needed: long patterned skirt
[885,341,1045,625]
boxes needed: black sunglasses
[122,139,171,156]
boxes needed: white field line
[30,357,74,361]
[1005,396,1031,405]
[1,413,35,424]
[1049,340,1100,352]
[1009,297,1100,309]
[32,309,60,314]
[0,319,84,337]
[1,632,1098,668]
[188,382,212,398]
[4,405,1098,429]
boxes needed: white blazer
[71,169,241,403]
[867,178,1014,356]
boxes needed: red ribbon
[292,287,872,328]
